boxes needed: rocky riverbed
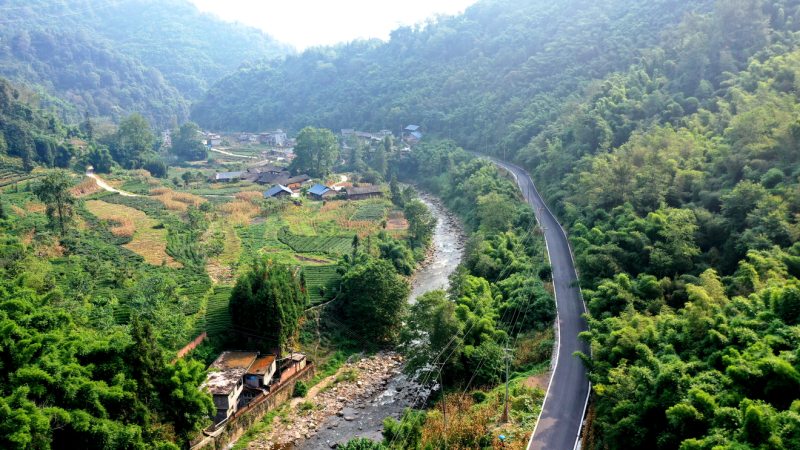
[247,353,430,450]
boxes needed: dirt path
[332,175,348,190]
[210,147,257,159]
[86,168,137,197]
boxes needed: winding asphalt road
[475,154,590,450]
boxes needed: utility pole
[437,362,448,443]
[500,346,514,423]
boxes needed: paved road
[476,154,590,450]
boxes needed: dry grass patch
[234,190,263,202]
[97,215,135,237]
[220,200,260,215]
[150,187,172,195]
[71,177,102,197]
[11,205,26,217]
[85,200,181,267]
[149,188,208,211]
[24,202,46,213]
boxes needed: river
[409,192,466,303]
[291,192,465,450]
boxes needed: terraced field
[278,227,354,254]
[304,265,342,306]
[205,286,233,337]
[85,200,180,267]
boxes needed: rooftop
[308,184,331,195]
[202,351,258,395]
[264,184,293,198]
[346,185,385,195]
[405,125,420,131]
[215,171,246,180]
[247,355,277,375]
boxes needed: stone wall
[189,362,316,450]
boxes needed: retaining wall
[173,331,207,363]
[189,362,316,450]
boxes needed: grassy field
[85,200,181,267]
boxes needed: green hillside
[190,0,716,144]
[0,0,292,126]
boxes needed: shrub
[293,380,308,397]
[471,391,487,403]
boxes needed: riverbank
[409,190,466,303]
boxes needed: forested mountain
[195,0,800,448]
[0,0,292,126]
[191,0,717,139]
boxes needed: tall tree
[172,122,207,161]
[110,113,155,167]
[290,126,338,177]
[404,199,438,246]
[33,170,76,235]
[229,258,309,346]
[341,255,410,343]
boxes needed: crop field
[303,265,342,306]
[351,203,387,221]
[205,286,233,337]
[85,200,181,267]
[278,227,354,254]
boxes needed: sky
[189,0,479,50]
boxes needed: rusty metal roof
[247,355,276,375]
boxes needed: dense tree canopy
[229,258,309,346]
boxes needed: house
[263,185,293,199]
[209,137,222,147]
[341,129,355,138]
[379,129,393,136]
[261,164,289,175]
[255,172,287,185]
[308,184,335,200]
[285,174,311,189]
[238,133,251,142]
[248,135,259,143]
[409,131,422,141]
[201,351,259,424]
[271,146,293,156]
[244,355,277,390]
[356,131,373,140]
[272,130,287,145]
[210,171,246,182]
[279,353,307,384]
[345,185,385,200]
[405,125,420,132]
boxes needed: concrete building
[201,351,258,424]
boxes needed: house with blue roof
[263,185,293,199]
[308,184,335,200]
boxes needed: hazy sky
[189,0,479,50]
